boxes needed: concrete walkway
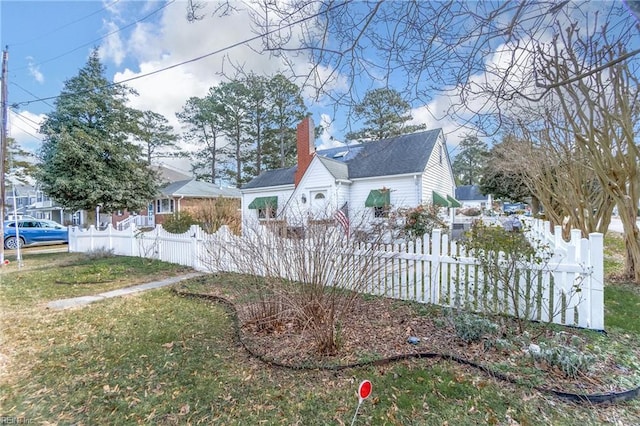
[47,272,204,310]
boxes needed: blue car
[3,219,69,249]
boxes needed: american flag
[335,202,350,236]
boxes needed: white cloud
[26,57,44,84]
[99,20,126,66]
[316,113,346,150]
[8,110,46,154]
[110,1,345,137]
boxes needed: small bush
[529,343,596,379]
[460,207,481,217]
[452,313,499,343]
[245,296,288,333]
[84,247,115,260]
[162,211,200,234]
[392,204,446,240]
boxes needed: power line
[10,82,55,109]
[9,0,122,47]
[9,121,43,142]
[12,0,175,72]
[11,111,42,130]
[14,2,347,108]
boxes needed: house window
[374,206,390,218]
[156,198,175,214]
[365,189,391,218]
[314,193,325,200]
[258,207,276,220]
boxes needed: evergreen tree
[243,74,269,176]
[37,49,158,212]
[218,81,251,187]
[134,110,180,164]
[451,134,488,186]
[5,137,36,182]
[346,88,425,142]
[177,91,226,183]
[262,74,307,169]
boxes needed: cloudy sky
[3,0,502,169]
[4,0,632,174]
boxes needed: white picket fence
[68,218,604,330]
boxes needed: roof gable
[335,129,440,178]
[316,155,349,180]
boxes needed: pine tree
[346,88,425,142]
[37,49,158,212]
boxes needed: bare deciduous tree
[187,1,639,136]
[532,21,640,281]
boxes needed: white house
[455,185,492,210]
[241,117,458,231]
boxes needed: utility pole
[0,46,8,265]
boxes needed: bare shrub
[460,221,582,335]
[204,207,396,355]
[190,198,241,234]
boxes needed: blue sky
[2,0,485,172]
[3,1,636,175]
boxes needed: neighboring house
[113,166,241,230]
[241,117,458,232]
[4,182,86,226]
[455,185,492,210]
[152,179,241,226]
[112,165,192,229]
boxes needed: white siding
[349,175,419,221]
[286,158,339,223]
[241,187,294,228]
[421,133,455,202]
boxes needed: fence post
[588,233,604,330]
[129,224,137,257]
[107,224,113,251]
[88,225,95,251]
[190,224,201,270]
[431,229,441,305]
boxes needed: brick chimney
[294,116,315,187]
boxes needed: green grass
[605,284,640,333]
[0,252,191,305]
[603,232,640,333]
[1,252,639,424]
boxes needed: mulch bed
[187,283,640,398]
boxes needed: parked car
[3,219,69,249]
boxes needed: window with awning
[248,196,278,210]
[365,189,391,207]
[432,191,450,207]
[447,194,462,208]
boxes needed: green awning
[432,191,450,207]
[248,196,278,210]
[447,194,462,208]
[365,189,391,207]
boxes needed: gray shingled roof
[455,185,488,201]
[161,179,241,198]
[241,129,442,189]
[241,167,297,189]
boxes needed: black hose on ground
[172,289,640,405]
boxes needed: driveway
[4,244,69,256]
[608,217,640,234]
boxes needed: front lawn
[0,252,639,424]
